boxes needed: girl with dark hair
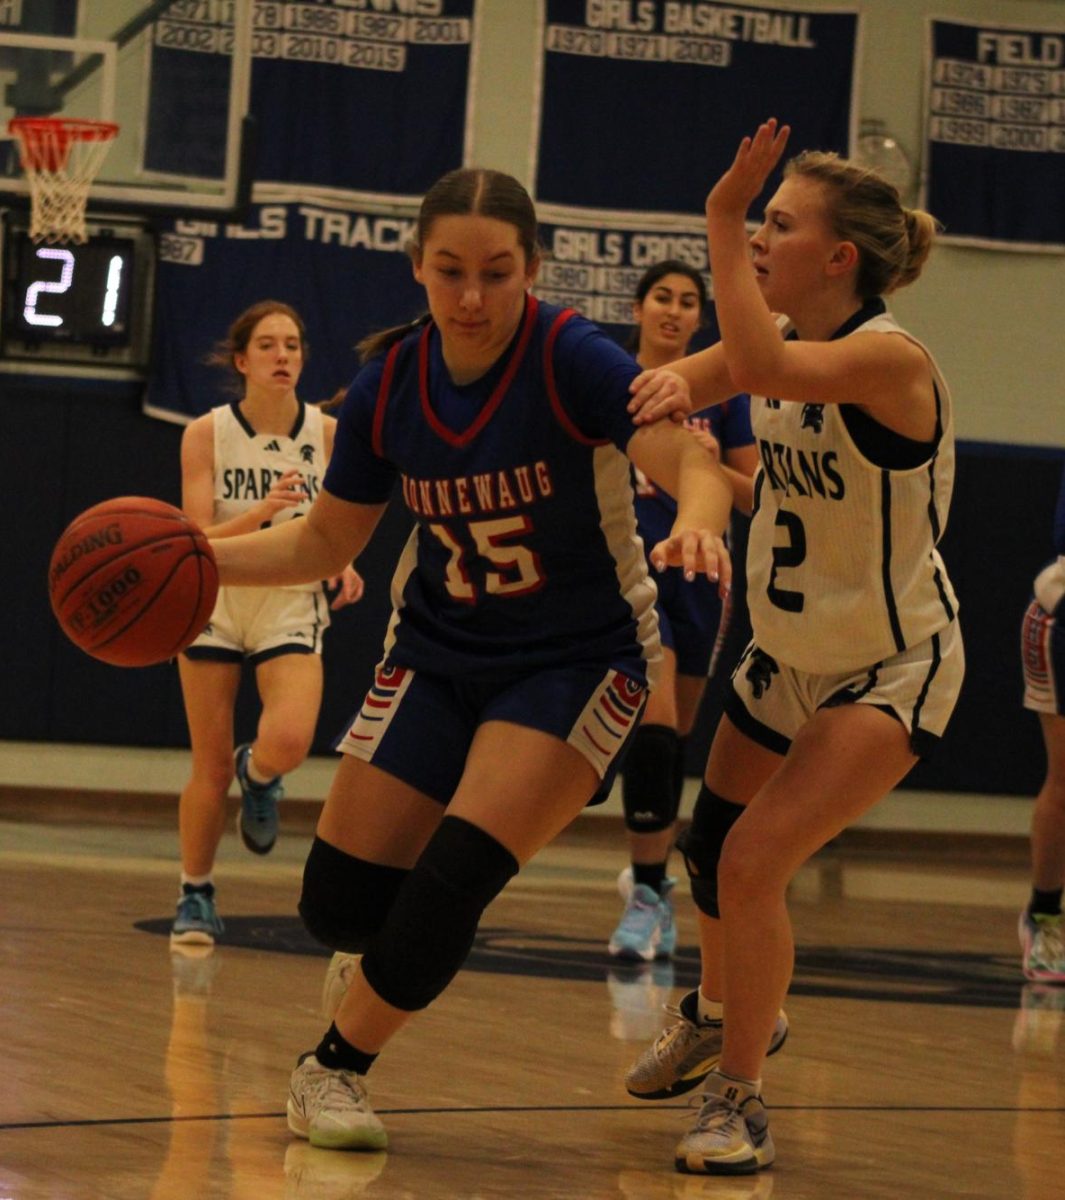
[208,165,734,1151]
[609,260,758,967]
[170,301,363,949]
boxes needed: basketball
[48,496,218,667]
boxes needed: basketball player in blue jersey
[171,301,363,950]
[1018,462,1065,984]
[208,167,735,1152]
[625,120,965,1175]
[609,261,758,972]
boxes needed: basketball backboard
[0,0,253,216]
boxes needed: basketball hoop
[8,116,119,245]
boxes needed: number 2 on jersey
[428,516,544,602]
[767,509,806,612]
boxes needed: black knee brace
[676,784,745,918]
[298,837,409,953]
[360,816,519,1012]
[621,724,683,833]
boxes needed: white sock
[697,991,724,1023]
[245,748,277,785]
[181,871,213,889]
[716,1067,762,1095]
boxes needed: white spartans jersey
[211,399,327,593]
[746,304,959,675]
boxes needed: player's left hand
[706,117,791,219]
[649,529,731,597]
[327,564,365,610]
[628,368,692,425]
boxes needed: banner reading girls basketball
[924,18,1065,251]
[532,0,859,219]
[143,200,425,424]
[145,0,476,198]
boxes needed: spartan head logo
[746,648,779,699]
[800,404,824,433]
[300,443,315,463]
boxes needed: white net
[9,118,119,245]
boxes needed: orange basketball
[48,497,218,667]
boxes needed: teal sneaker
[170,889,224,947]
[609,867,677,962]
[235,743,282,855]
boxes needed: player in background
[625,120,965,1175]
[170,301,363,949]
[608,260,758,966]
[208,166,734,1151]
[1019,461,1065,983]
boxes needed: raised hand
[706,118,791,220]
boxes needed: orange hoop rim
[8,116,120,143]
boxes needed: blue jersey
[325,296,660,681]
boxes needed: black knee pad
[621,724,683,833]
[361,816,519,1012]
[676,784,745,918]
[298,837,409,953]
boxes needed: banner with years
[144,200,425,424]
[924,17,1065,251]
[533,0,859,219]
[145,0,476,199]
[534,216,718,350]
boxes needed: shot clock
[0,215,155,370]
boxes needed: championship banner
[924,18,1065,251]
[143,200,425,424]
[145,0,476,198]
[535,214,716,349]
[533,0,859,219]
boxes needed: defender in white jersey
[626,122,964,1176]
[170,301,363,951]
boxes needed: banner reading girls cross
[532,0,859,220]
[535,215,717,349]
[143,200,425,424]
[146,0,476,199]
[924,18,1065,251]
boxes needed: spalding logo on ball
[49,497,218,667]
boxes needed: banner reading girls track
[146,0,476,198]
[924,18,1065,251]
[144,201,425,425]
[533,0,859,219]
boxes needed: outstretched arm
[211,489,386,588]
[627,422,733,594]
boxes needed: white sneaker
[322,952,362,1021]
[287,1053,388,1151]
[675,1070,774,1176]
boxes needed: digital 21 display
[5,232,136,345]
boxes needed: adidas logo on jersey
[263,439,282,452]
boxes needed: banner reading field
[533,0,859,220]
[924,17,1065,251]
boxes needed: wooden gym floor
[0,791,1062,1200]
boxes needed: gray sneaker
[287,1053,388,1151]
[675,1069,774,1175]
[625,990,788,1100]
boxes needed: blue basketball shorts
[1022,598,1065,716]
[724,621,964,760]
[654,566,723,678]
[335,659,648,804]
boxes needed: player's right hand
[262,468,308,518]
[628,368,692,425]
